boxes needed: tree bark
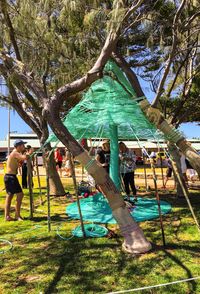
[44,143,65,196]
[3,98,65,195]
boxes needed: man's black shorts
[166,167,172,178]
[4,174,22,195]
[56,161,62,169]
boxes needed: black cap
[14,139,27,148]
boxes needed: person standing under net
[95,140,110,173]
[119,142,137,204]
[4,139,29,221]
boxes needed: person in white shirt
[119,142,137,204]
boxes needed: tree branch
[48,0,145,110]
[1,0,21,61]
[151,0,187,107]
[112,51,145,98]
[0,52,47,100]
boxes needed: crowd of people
[3,138,198,221]
[95,140,137,205]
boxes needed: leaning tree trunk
[44,143,65,196]
[40,126,65,196]
[140,102,200,176]
[46,109,152,254]
[113,54,200,175]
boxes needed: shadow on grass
[41,235,200,294]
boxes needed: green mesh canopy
[47,60,161,143]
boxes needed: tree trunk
[46,110,152,254]
[140,102,200,176]
[40,138,65,196]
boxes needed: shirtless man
[4,139,29,221]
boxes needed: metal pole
[46,157,51,232]
[7,106,10,156]
[142,154,148,191]
[35,155,43,205]
[150,159,166,247]
[160,154,165,187]
[70,153,86,238]
[27,157,34,219]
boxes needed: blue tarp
[66,193,172,224]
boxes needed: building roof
[0,133,200,151]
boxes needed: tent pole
[27,157,34,219]
[70,153,86,238]
[46,155,51,232]
[35,155,43,205]
[109,124,120,190]
[150,159,166,247]
[160,153,165,187]
[142,154,148,191]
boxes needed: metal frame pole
[35,155,43,205]
[27,157,34,219]
[46,156,51,232]
[7,106,10,156]
[70,153,86,238]
[151,159,166,247]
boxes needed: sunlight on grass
[0,174,200,293]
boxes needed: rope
[107,276,200,294]
[0,225,44,254]
[85,159,96,171]
[129,126,150,159]
[0,239,13,254]
[56,223,108,239]
[164,126,184,143]
[56,223,74,241]
[72,224,108,238]
[88,124,105,155]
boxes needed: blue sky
[0,77,199,140]
[0,106,199,141]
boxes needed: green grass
[0,174,200,294]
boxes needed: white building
[0,133,199,157]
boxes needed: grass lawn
[0,174,200,294]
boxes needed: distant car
[136,156,144,165]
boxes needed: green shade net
[47,60,162,143]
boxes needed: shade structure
[47,60,162,143]
[47,60,163,187]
